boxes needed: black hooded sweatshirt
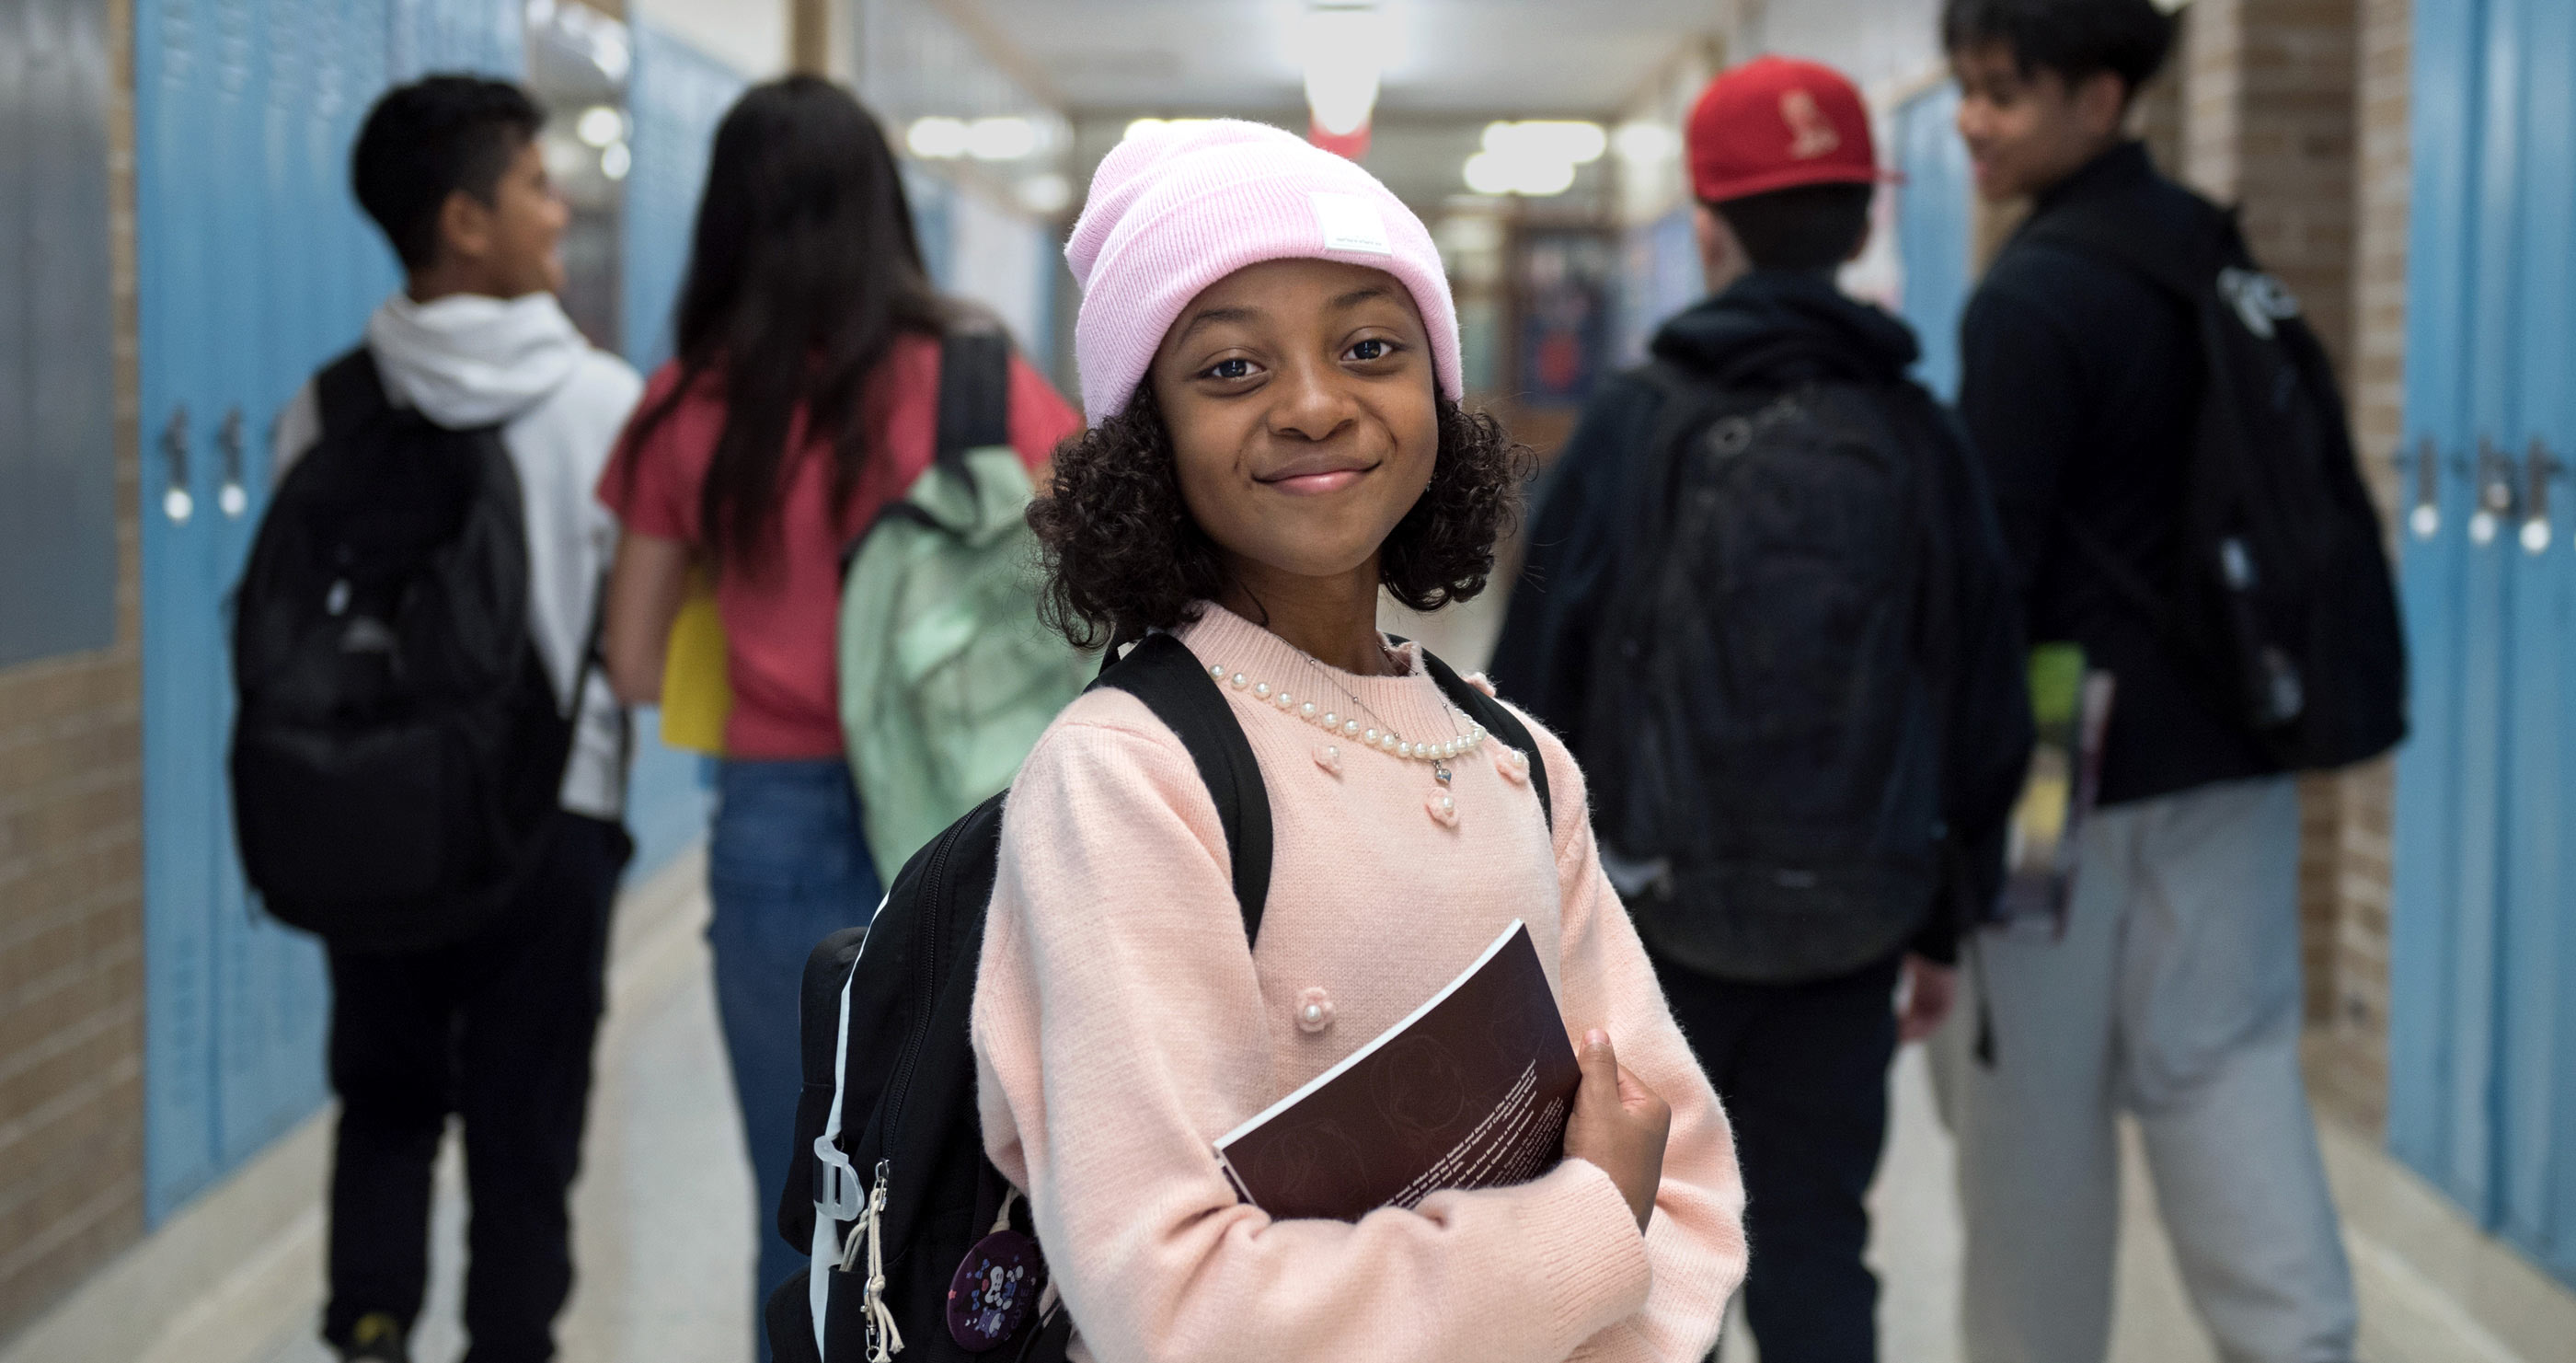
[1489,270,2031,968]
[1959,142,2286,806]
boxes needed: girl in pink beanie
[974,120,1747,1361]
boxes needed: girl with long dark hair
[594,77,1081,1342]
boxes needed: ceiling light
[1301,4,1386,138]
[1124,116,1217,143]
[576,104,626,148]
[1613,121,1677,165]
[599,141,631,180]
[1483,121,1606,166]
[1462,152,1517,197]
[907,117,971,159]
[1019,173,1073,215]
[1463,149,1576,198]
[967,117,1040,161]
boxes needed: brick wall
[2178,0,2396,1133]
[2182,0,2360,375]
[0,0,147,1340]
[2304,0,2412,1135]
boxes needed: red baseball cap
[1685,55,1886,204]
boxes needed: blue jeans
[708,758,882,1362]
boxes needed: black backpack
[2025,199,2407,771]
[765,632,1553,1363]
[229,348,583,951]
[1582,370,1976,985]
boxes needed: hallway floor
[254,875,2522,1363]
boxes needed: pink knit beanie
[1064,120,1462,424]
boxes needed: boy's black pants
[1650,947,1903,1363]
[322,812,630,1363]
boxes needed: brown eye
[1204,357,1254,380]
[1349,339,1391,362]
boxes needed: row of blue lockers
[1886,0,2575,1288]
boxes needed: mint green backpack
[837,331,1095,875]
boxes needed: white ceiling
[955,0,1732,120]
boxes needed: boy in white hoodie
[270,75,642,1363]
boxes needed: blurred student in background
[1938,0,2375,1358]
[593,75,1081,1354]
[1490,57,2030,1363]
[266,75,641,1363]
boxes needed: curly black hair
[1029,384,1533,650]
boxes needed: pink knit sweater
[972,605,1748,1362]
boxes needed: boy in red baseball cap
[1492,54,2031,1363]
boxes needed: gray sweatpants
[1930,775,2359,1363]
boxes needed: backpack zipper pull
[847,1159,905,1360]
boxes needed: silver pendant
[1433,760,1453,785]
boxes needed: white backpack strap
[809,896,886,1355]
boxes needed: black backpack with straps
[229,348,588,951]
[1581,363,1969,984]
[2021,196,2406,771]
[765,632,1553,1363]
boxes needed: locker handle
[2470,436,2515,547]
[216,407,247,519]
[2523,439,2560,554]
[2408,435,2439,540]
[159,404,194,526]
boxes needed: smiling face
[1949,41,2130,202]
[434,138,569,298]
[1147,256,1441,606]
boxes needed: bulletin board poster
[1515,229,1616,408]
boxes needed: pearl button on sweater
[971,604,1748,1362]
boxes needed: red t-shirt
[599,334,1084,758]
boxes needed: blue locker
[2499,0,2575,1272]
[1892,83,1972,400]
[2388,0,2480,1195]
[623,24,746,368]
[617,21,742,874]
[2392,0,2576,1286]
[138,0,227,1219]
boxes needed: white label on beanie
[1310,192,1392,256]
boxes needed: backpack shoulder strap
[1413,646,1555,836]
[315,346,388,444]
[935,329,1013,472]
[2018,195,2227,303]
[1090,633,1273,941]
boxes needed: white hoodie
[275,291,642,820]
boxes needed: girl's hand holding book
[1564,1028,1672,1232]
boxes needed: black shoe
[339,1311,411,1363]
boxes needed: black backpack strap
[1411,645,1555,836]
[2017,194,2229,301]
[314,346,388,443]
[1091,633,1273,941]
[935,329,1013,472]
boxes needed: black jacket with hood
[1489,270,2031,967]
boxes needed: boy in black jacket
[1938,2,2361,1360]
[1490,58,2029,1363]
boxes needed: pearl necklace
[1205,662,1489,768]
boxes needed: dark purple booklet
[1214,920,1581,1222]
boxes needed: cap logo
[1310,191,1392,255]
[1782,89,1841,159]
